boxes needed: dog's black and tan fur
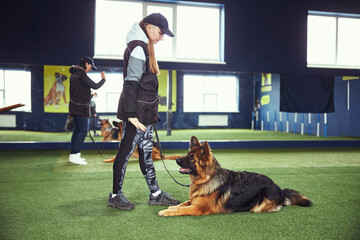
[158,136,311,216]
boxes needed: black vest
[117,40,159,125]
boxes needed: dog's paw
[158,210,166,217]
[158,209,171,217]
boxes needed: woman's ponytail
[139,20,160,75]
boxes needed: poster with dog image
[44,65,70,113]
[157,69,177,112]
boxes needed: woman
[108,13,179,210]
[69,57,106,165]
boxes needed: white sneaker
[76,153,86,162]
[68,154,87,165]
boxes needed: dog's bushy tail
[282,188,312,207]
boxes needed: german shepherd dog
[158,136,311,216]
[100,119,122,142]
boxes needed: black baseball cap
[143,13,174,37]
[81,57,97,70]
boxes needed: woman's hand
[128,117,146,131]
[101,71,106,79]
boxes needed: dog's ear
[62,75,68,81]
[190,136,200,149]
[201,141,211,158]
[112,121,123,129]
[55,72,60,78]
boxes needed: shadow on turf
[54,152,142,173]
[59,198,127,217]
[58,197,168,217]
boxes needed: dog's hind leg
[250,198,282,213]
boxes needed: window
[183,75,238,112]
[0,69,31,112]
[95,1,142,58]
[307,11,360,69]
[87,72,123,112]
[95,0,224,63]
[177,5,220,61]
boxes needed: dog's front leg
[158,204,211,217]
[167,200,191,210]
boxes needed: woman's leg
[138,125,160,194]
[72,116,89,154]
[70,116,80,154]
[112,122,139,194]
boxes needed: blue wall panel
[256,74,360,137]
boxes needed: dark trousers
[112,121,160,194]
[90,115,97,134]
[70,116,89,154]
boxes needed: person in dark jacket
[68,57,106,165]
[107,13,179,210]
[90,91,99,136]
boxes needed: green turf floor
[1,129,359,142]
[1,147,359,240]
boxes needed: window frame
[94,0,225,64]
[307,11,360,70]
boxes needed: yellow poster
[261,95,270,105]
[261,73,272,92]
[342,76,359,81]
[44,65,70,113]
[157,70,177,112]
[261,73,272,86]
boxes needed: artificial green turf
[0,148,359,240]
[1,129,359,142]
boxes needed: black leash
[153,125,190,187]
[89,124,190,187]
[88,130,109,159]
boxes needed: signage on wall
[261,73,272,92]
[157,70,177,112]
[342,76,359,81]
[44,65,70,113]
[260,73,272,105]
[261,95,270,105]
